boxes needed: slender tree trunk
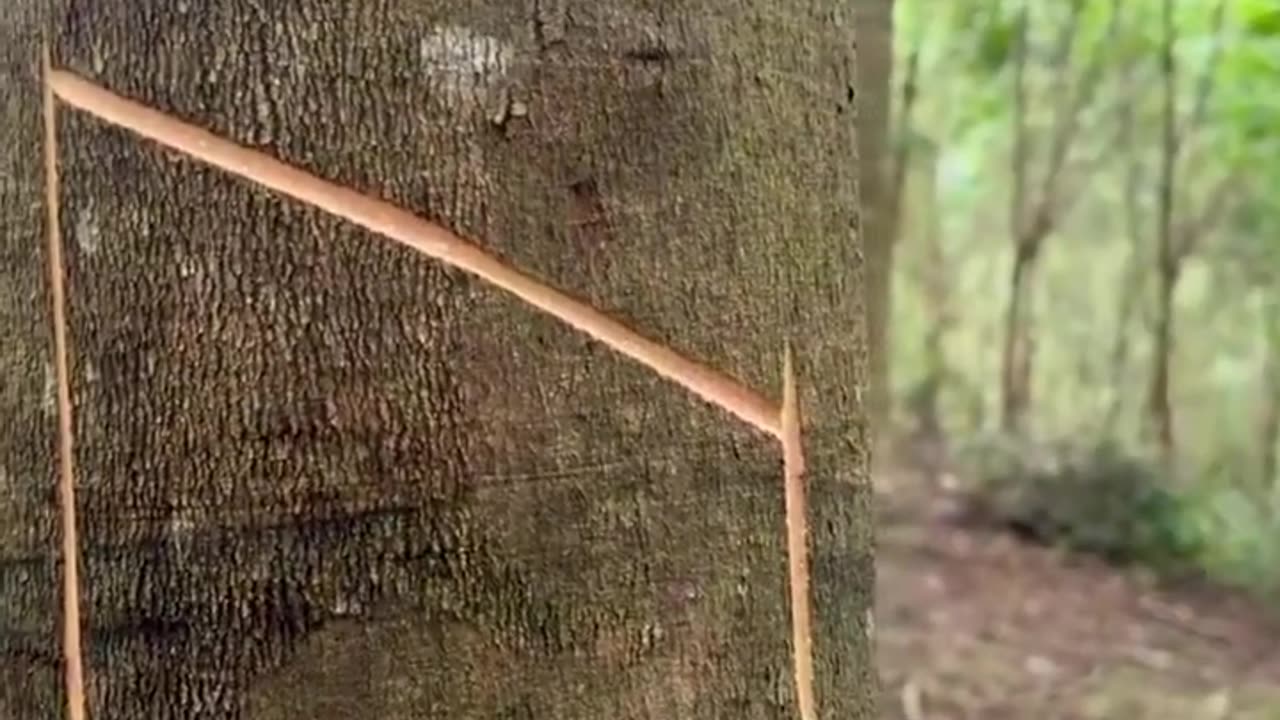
[1259,344,1280,491]
[883,41,918,282]
[1000,243,1038,435]
[1146,0,1227,465]
[905,150,953,478]
[854,0,895,449]
[1149,0,1179,461]
[1149,264,1178,458]
[1,3,874,719]
[1000,2,1034,436]
[1258,302,1280,491]
[1102,247,1147,437]
[1102,69,1145,437]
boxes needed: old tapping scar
[44,64,818,720]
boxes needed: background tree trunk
[900,145,958,481]
[1000,3,1033,436]
[1000,242,1039,435]
[1148,0,1179,462]
[1,2,873,719]
[854,0,894,450]
[1258,301,1280,493]
[1259,344,1280,492]
[1102,66,1146,437]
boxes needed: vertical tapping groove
[41,44,88,720]
[782,345,815,720]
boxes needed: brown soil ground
[876,465,1280,720]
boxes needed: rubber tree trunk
[854,0,895,448]
[1,2,874,719]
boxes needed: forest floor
[875,462,1280,720]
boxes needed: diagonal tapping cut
[45,65,817,720]
[46,69,781,440]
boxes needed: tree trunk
[1148,0,1179,462]
[904,150,953,479]
[1000,3,1034,437]
[1259,348,1280,492]
[1254,297,1280,491]
[1148,262,1178,460]
[1,3,874,719]
[1000,242,1038,435]
[853,0,894,449]
[1102,73,1145,437]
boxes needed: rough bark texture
[0,2,64,716]
[1,2,872,719]
[853,0,893,447]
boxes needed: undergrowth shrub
[955,433,1205,575]
[1182,472,1280,597]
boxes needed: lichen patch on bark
[419,25,513,109]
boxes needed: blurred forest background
[871,0,1280,716]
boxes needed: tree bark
[853,0,894,449]
[1,3,873,719]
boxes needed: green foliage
[1241,1,1280,35]
[1182,478,1280,594]
[957,435,1204,574]
[971,9,1019,73]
